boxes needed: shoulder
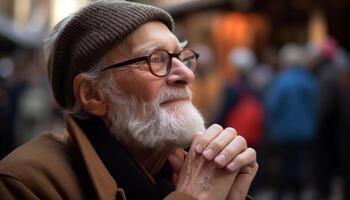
[0,132,86,199]
[0,133,70,177]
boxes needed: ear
[73,74,107,117]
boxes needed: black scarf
[76,117,175,200]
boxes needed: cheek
[114,71,164,102]
[137,81,163,102]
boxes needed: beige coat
[0,116,195,200]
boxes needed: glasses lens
[179,50,197,71]
[150,50,169,76]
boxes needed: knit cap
[47,0,174,108]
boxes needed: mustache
[156,87,192,104]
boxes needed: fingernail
[203,149,214,160]
[227,162,238,172]
[215,154,226,166]
[195,144,203,153]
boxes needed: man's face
[99,21,205,149]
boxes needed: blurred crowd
[208,39,350,200]
[0,49,64,159]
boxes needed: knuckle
[234,156,244,166]
[245,162,259,174]
[209,141,222,151]
[221,148,233,158]
[236,135,247,148]
[222,141,237,155]
[235,149,254,165]
[221,142,238,158]
[248,148,257,160]
[212,124,224,132]
[198,137,210,146]
[247,147,256,154]
[226,127,237,136]
[255,162,259,170]
[247,162,259,174]
[223,127,236,138]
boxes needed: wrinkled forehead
[101,21,183,64]
[125,21,181,56]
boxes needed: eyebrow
[140,40,188,56]
[179,40,188,48]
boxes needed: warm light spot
[308,10,328,46]
[13,0,31,27]
[50,0,89,28]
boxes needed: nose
[165,58,195,86]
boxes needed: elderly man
[0,0,257,199]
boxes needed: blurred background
[0,0,349,199]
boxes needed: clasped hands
[168,124,258,200]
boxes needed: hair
[279,43,307,67]
[45,15,113,119]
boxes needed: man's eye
[139,63,149,71]
[182,55,194,62]
[150,56,162,63]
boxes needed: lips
[160,97,190,105]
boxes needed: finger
[168,151,185,175]
[239,161,259,175]
[226,162,259,200]
[202,127,237,161]
[226,148,257,173]
[194,124,223,154]
[214,135,247,167]
[189,131,204,150]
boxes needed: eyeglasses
[101,49,200,77]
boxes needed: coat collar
[64,115,121,200]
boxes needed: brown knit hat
[47,0,174,108]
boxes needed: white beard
[106,87,206,149]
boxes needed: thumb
[168,150,185,174]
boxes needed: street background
[1,0,349,199]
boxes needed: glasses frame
[100,49,199,77]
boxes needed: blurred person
[248,47,275,98]
[264,43,319,199]
[0,54,27,159]
[311,38,350,199]
[311,38,340,199]
[214,47,264,148]
[0,50,57,147]
[335,49,350,200]
[221,47,265,195]
[14,63,51,145]
[0,1,258,200]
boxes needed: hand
[171,124,239,199]
[194,124,258,200]
[169,124,258,200]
